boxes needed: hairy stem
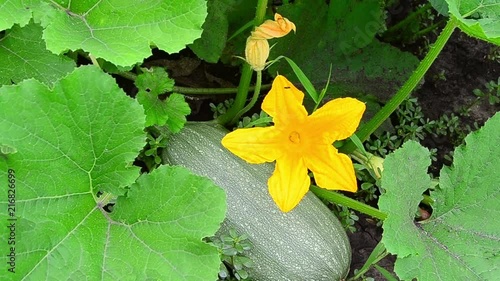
[310,186,387,220]
[231,71,263,123]
[341,17,458,153]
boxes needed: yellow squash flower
[221,75,366,212]
[252,13,296,39]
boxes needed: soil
[347,214,396,280]
[415,31,500,172]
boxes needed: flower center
[288,131,301,144]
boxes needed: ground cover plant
[0,0,499,280]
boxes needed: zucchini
[163,123,351,281]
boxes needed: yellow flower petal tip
[222,75,365,212]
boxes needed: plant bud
[245,37,270,71]
[367,154,384,180]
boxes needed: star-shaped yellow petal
[222,75,366,212]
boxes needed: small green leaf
[348,134,367,155]
[41,0,208,66]
[445,0,500,45]
[373,264,398,281]
[380,112,500,280]
[135,68,191,130]
[163,94,191,133]
[0,21,75,85]
[136,67,175,95]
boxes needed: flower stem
[230,71,263,124]
[310,185,387,220]
[341,17,458,154]
[217,0,269,125]
[114,70,271,94]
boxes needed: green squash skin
[163,123,351,281]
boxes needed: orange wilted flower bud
[252,13,296,40]
[245,37,270,71]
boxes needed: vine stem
[114,71,272,94]
[341,17,458,154]
[310,185,387,220]
[174,83,271,95]
[216,0,269,125]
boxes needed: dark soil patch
[347,214,396,280]
[416,30,500,171]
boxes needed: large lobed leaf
[445,0,500,45]
[0,0,39,30]
[189,0,232,63]
[0,21,75,86]
[379,113,500,280]
[43,0,207,66]
[0,66,225,279]
[1,0,208,66]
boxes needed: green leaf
[136,67,175,94]
[189,0,231,63]
[270,0,418,101]
[373,264,398,281]
[0,66,144,195]
[41,0,208,66]
[109,165,227,280]
[283,57,318,103]
[135,67,191,130]
[379,112,500,280]
[430,0,450,16]
[162,93,192,133]
[445,0,500,45]
[0,143,17,155]
[0,21,75,85]
[0,0,36,30]
[0,66,225,279]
